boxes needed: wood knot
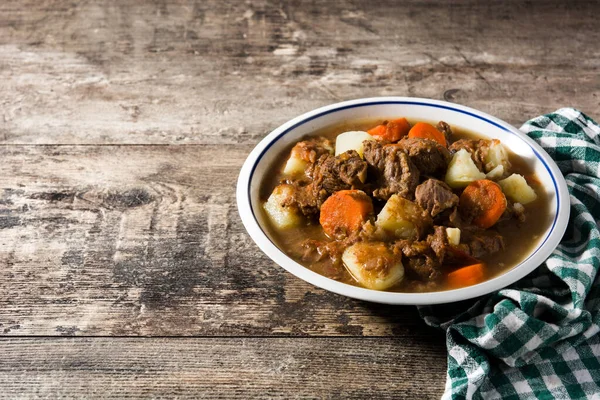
[103,188,154,209]
[443,88,462,102]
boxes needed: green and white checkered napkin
[419,108,600,399]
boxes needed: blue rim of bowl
[241,99,564,303]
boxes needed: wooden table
[1,1,598,398]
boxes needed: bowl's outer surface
[236,97,570,305]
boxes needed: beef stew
[260,118,551,292]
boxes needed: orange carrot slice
[368,118,411,142]
[447,263,486,288]
[408,122,447,146]
[319,190,373,238]
[460,180,507,229]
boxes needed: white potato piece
[282,156,308,176]
[498,174,538,205]
[446,227,461,246]
[263,184,302,229]
[445,149,486,188]
[485,165,504,180]
[335,131,375,158]
[342,242,404,290]
[376,195,432,240]
[484,139,510,173]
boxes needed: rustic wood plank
[0,337,446,398]
[1,0,598,145]
[0,144,446,336]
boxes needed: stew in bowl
[237,98,569,304]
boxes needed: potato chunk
[483,139,510,173]
[375,195,432,240]
[342,242,404,290]
[335,131,376,158]
[446,227,461,246]
[263,184,302,229]
[498,174,538,205]
[485,165,504,180]
[283,156,308,176]
[445,149,486,188]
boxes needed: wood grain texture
[0,144,446,337]
[1,0,598,145]
[0,337,446,399]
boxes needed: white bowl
[236,97,570,305]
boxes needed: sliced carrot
[319,190,373,238]
[367,124,387,137]
[368,118,411,142]
[387,118,411,141]
[459,179,507,229]
[447,263,486,288]
[408,122,447,147]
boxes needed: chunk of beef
[448,139,490,171]
[363,141,419,200]
[449,138,480,154]
[310,151,367,191]
[282,183,319,217]
[393,240,441,281]
[427,225,450,263]
[281,151,367,217]
[336,151,368,187]
[415,179,459,217]
[307,150,368,206]
[291,136,334,163]
[406,257,440,281]
[436,121,453,144]
[396,137,451,176]
[462,230,505,258]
